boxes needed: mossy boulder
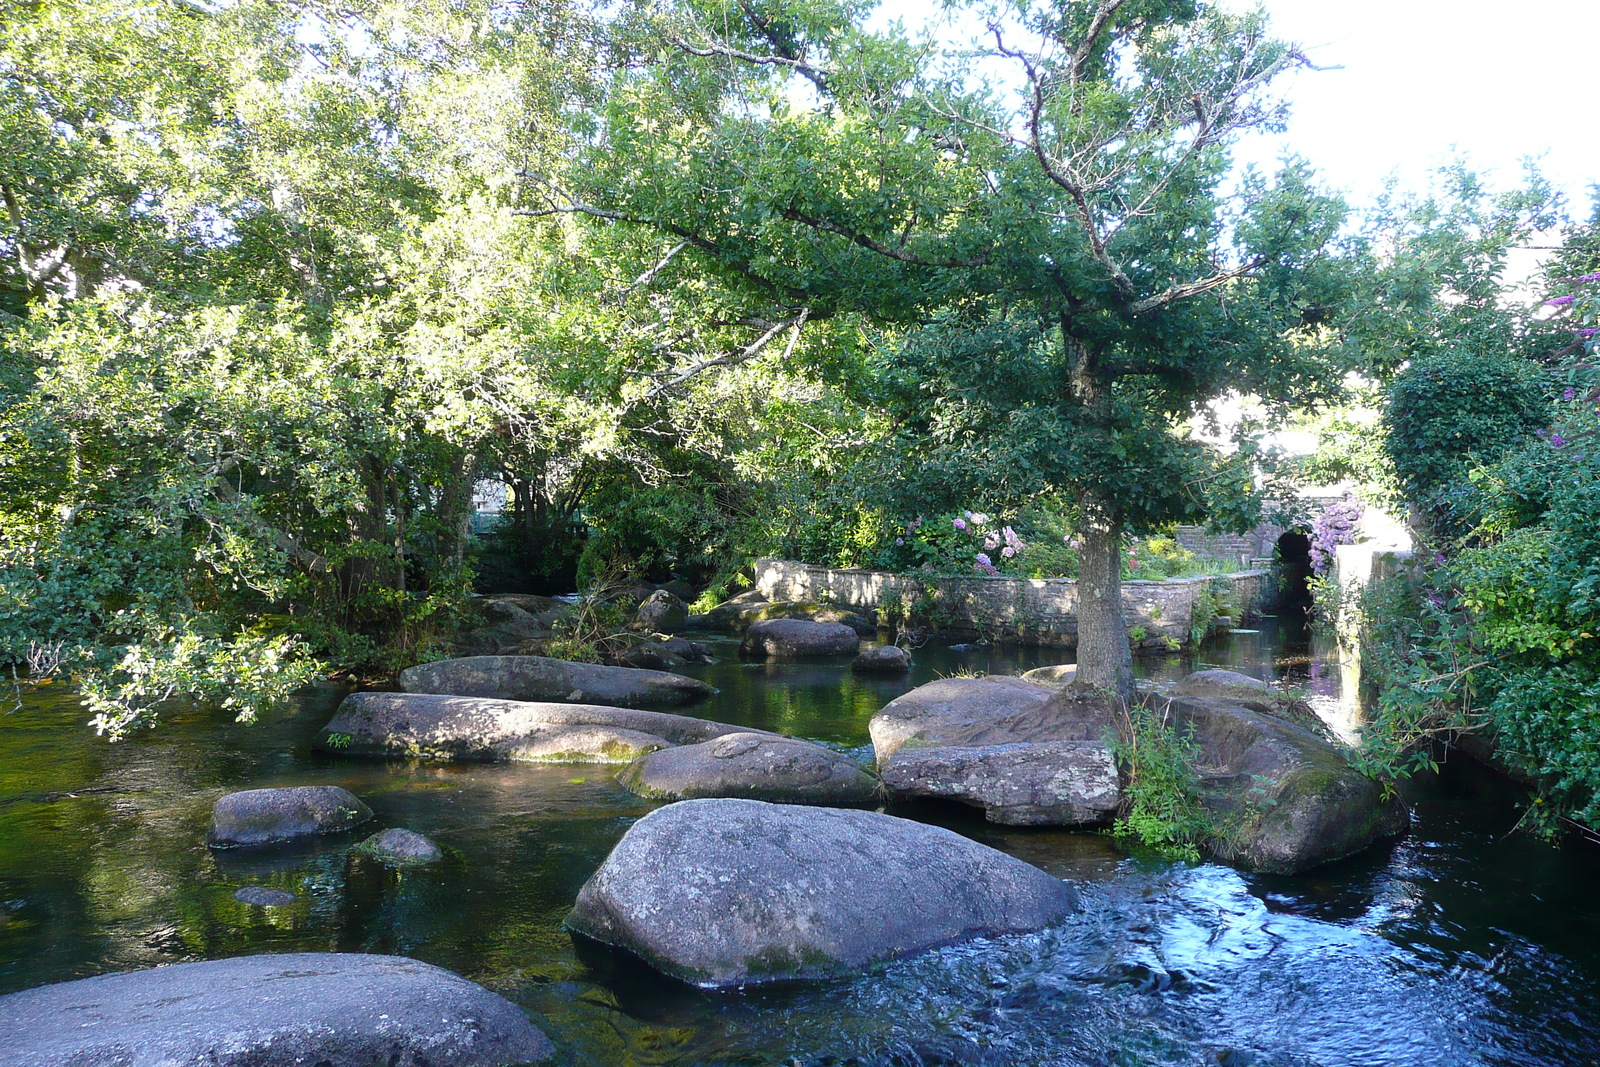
[566,798,1077,988]
[1155,694,1409,874]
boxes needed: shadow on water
[0,621,1597,1065]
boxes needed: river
[0,616,1595,1065]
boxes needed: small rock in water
[233,886,297,906]
[206,785,373,849]
[355,828,445,867]
[851,645,912,673]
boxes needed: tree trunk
[1064,330,1134,700]
[1074,495,1134,700]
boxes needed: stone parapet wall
[755,559,1265,650]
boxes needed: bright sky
[874,0,1599,214]
[1222,0,1599,213]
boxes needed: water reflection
[0,624,1596,1065]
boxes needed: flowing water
[1,617,1596,1066]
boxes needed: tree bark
[1074,492,1134,700]
[1064,331,1134,700]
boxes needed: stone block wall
[755,559,1265,650]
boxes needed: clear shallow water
[1,617,1597,1066]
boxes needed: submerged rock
[740,618,860,658]
[316,691,763,763]
[566,798,1077,988]
[355,828,445,867]
[0,952,553,1066]
[399,654,716,708]
[206,786,373,849]
[1020,663,1077,688]
[617,733,879,805]
[851,645,912,673]
[233,886,297,906]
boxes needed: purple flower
[1581,271,1600,282]
[1551,433,1567,447]
[953,518,967,531]
[1564,387,1579,399]
[1001,545,1016,558]
[1546,295,1577,306]
[1575,328,1598,338]
[1434,552,1446,565]
[895,537,904,546]
[975,552,991,566]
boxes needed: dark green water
[1,620,1597,1065]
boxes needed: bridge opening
[1276,531,1314,609]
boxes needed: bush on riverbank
[1356,236,1600,833]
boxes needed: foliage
[550,0,1361,694]
[1360,263,1600,828]
[1308,499,1363,575]
[1383,350,1550,533]
[1109,703,1212,862]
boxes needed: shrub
[1384,350,1549,527]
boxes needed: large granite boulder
[0,952,552,1066]
[1167,668,1330,737]
[316,691,762,763]
[634,589,689,633]
[870,679,1118,826]
[566,799,1077,988]
[869,676,1060,760]
[881,741,1120,826]
[399,654,716,708]
[1157,693,1409,874]
[616,733,879,805]
[851,645,911,673]
[206,786,373,849]
[740,618,860,658]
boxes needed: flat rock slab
[400,655,716,708]
[869,676,1060,761]
[566,798,1077,988]
[356,828,445,866]
[882,741,1120,826]
[740,618,861,658]
[617,733,879,805]
[317,691,764,763]
[207,786,373,849]
[0,952,553,1067]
